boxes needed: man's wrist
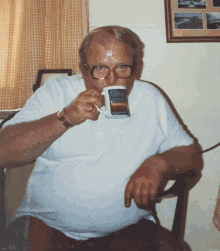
[148,155,168,175]
[57,108,74,128]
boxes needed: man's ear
[79,63,89,79]
[131,73,137,81]
[79,63,82,73]
[133,74,137,80]
[81,71,89,80]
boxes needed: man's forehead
[88,36,132,59]
[87,43,132,66]
[90,31,115,45]
[89,32,132,51]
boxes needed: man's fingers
[84,109,99,121]
[84,103,94,112]
[148,179,158,201]
[124,181,133,208]
[133,182,142,207]
[84,89,104,106]
[85,88,102,97]
[80,96,103,108]
[140,183,149,206]
[124,177,160,209]
[77,89,103,108]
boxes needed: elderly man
[0,26,201,251]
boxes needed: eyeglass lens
[92,65,131,79]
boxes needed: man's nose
[106,69,118,86]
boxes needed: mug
[95,86,130,119]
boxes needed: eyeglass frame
[84,63,134,80]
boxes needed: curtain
[0,0,88,110]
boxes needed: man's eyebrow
[91,60,133,66]
[92,63,133,68]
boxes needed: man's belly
[20,163,154,234]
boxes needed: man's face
[83,37,136,96]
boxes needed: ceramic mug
[95,86,130,119]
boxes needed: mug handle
[94,104,107,115]
[94,90,107,115]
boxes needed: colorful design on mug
[108,89,128,115]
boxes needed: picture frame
[32,69,72,93]
[164,0,220,42]
[0,109,21,120]
[0,69,72,120]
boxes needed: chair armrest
[156,170,198,200]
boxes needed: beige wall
[89,0,220,250]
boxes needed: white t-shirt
[3,74,194,240]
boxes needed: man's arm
[0,113,69,166]
[124,143,203,208]
[157,143,202,178]
[0,88,103,168]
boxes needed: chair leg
[171,178,189,241]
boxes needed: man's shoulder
[133,79,162,98]
[42,74,85,93]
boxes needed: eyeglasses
[85,64,133,80]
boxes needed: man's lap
[1,216,192,251]
[1,216,157,251]
[45,218,158,251]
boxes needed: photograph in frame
[178,0,207,9]
[213,0,220,7]
[164,0,220,42]
[33,69,72,93]
[206,12,220,29]
[174,12,203,29]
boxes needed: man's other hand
[124,156,167,209]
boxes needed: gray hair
[79,25,145,79]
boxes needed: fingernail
[125,200,128,207]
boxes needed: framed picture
[0,109,21,120]
[164,0,220,42]
[32,69,72,92]
[0,69,72,120]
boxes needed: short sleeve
[156,92,194,153]
[2,74,85,129]
[2,79,66,128]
